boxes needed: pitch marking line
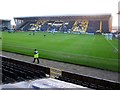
[105,39,118,52]
[93,36,96,41]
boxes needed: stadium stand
[1,56,120,89]
[2,57,47,84]
[0,19,11,31]
[14,14,112,33]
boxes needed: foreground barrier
[1,55,120,89]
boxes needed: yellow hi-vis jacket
[34,51,39,58]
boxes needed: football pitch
[2,32,119,72]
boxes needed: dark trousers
[33,58,39,64]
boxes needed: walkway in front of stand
[2,51,120,82]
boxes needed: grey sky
[0,0,119,26]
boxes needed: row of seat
[57,75,118,90]
[17,20,75,32]
[2,60,46,84]
[2,74,15,84]
[4,61,46,78]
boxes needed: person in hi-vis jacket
[33,49,39,64]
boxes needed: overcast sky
[0,0,119,26]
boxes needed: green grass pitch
[2,31,119,72]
